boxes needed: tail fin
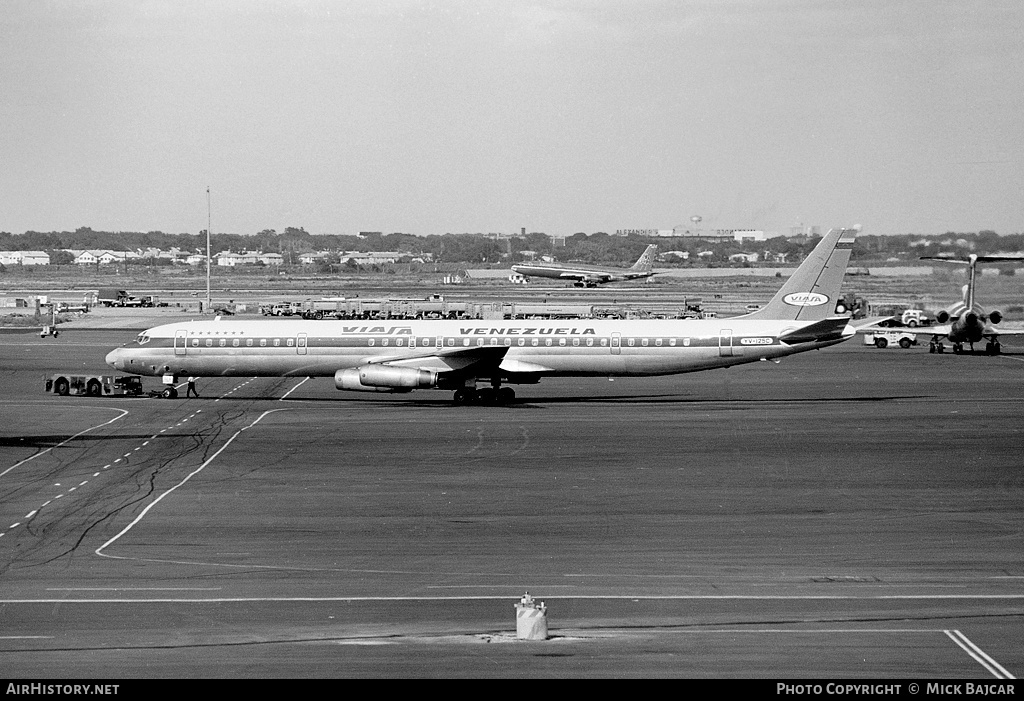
[630,244,657,273]
[924,254,1024,312]
[744,227,858,322]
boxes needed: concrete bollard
[515,592,548,640]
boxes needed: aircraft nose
[105,348,124,370]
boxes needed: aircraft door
[174,330,187,356]
[297,333,307,355]
[719,329,734,357]
[611,332,621,355]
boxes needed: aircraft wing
[558,271,612,283]
[983,326,1024,338]
[848,316,896,332]
[365,345,509,374]
[854,323,953,337]
[364,344,554,377]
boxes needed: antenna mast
[206,186,212,314]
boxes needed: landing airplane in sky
[106,228,861,404]
[511,244,658,287]
[910,254,1024,354]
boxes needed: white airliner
[871,254,1024,354]
[511,244,658,287]
[106,228,861,404]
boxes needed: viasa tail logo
[783,292,828,307]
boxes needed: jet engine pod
[335,365,438,392]
[936,310,950,323]
[989,310,1003,325]
[335,368,400,392]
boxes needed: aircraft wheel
[937,344,944,353]
[496,387,516,404]
[928,343,936,353]
[953,343,962,354]
[54,378,69,396]
[476,387,496,405]
[453,388,476,405]
[87,380,102,396]
[162,387,178,399]
[993,342,1001,355]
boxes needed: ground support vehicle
[45,373,145,397]
[900,309,931,327]
[300,299,347,319]
[864,331,917,349]
[97,288,130,307]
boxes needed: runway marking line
[946,629,1016,679]
[95,409,287,559]
[0,408,129,478]
[280,377,310,400]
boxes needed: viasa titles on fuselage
[106,227,862,404]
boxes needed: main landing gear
[453,385,516,405]
[928,337,1002,355]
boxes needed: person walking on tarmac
[186,376,200,398]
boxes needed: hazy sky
[2,0,1022,237]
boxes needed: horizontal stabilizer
[779,317,852,344]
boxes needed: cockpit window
[136,334,151,345]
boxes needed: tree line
[1,227,1022,266]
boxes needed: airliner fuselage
[106,317,851,381]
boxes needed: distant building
[340,251,402,265]
[0,250,50,265]
[731,230,766,243]
[659,250,690,261]
[216,251,281,266]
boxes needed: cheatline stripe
[945,629,1015,679]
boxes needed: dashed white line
[0,408,129,478]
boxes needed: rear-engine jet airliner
[511,244,658,287]
[106,228,861,404]
[912,254,1024,354]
